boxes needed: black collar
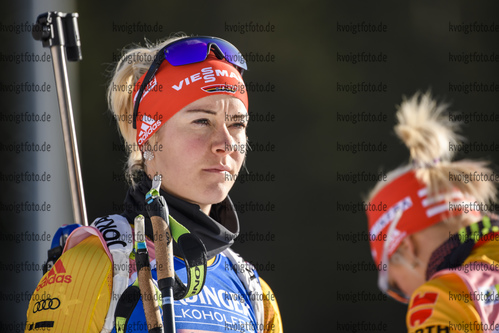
[426,217,499,280]
[121,173,239,258]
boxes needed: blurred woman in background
[366,92,499,332]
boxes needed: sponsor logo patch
[409,292,438,327]
[36,260,72,292]
[33,297,61,313]
[201,84,238,94]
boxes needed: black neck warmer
[426,217,499,280]
[121,173,239,259]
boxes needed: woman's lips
[203,166,232,173]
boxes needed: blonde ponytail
[395,92,459,166]
[369,91,497,213]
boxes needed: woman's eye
[193,118,210,126]
[231,122,247,129]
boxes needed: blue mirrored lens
[163,37,247,71]
[164,40,208,65]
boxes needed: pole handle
[150,216,175,281]
[32,11,87,226]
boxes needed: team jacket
[115,235,282,333]
[25,173,282,333]
[118,174,282,333]
[407,217,499,333]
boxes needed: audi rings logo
[33,297,61,313]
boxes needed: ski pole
[145,175,176,333]
[135,215,163,333]
[32,11,88,226]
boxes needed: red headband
[133,53,248,147]
[366,170,479,267]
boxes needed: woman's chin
[197,184,232,205]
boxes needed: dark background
[2,0,499,331]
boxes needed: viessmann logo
[172,67,241,91]
[36,260,72,292]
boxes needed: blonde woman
[25,34,282,333]
[103,34,282,332]
[366,93,499,332]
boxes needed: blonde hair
[368,91,497,228]
[107,33,187,185]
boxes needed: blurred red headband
[133,53,248,147]
[366,170,479,267]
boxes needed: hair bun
[394,92,461,166]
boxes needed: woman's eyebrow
[185,109,217,115]
[184,109,248,122]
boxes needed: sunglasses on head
[386,281,410,304]
[377,208,411,304]
[132,36,247,129]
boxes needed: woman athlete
[366,92,499,332]
[25,34,282,333]
[104,34,283,333]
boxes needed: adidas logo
[36,260,72,292]
[138,115,162,146]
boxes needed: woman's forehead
[180,95,248,115]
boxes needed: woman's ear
[395,235,421,268]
